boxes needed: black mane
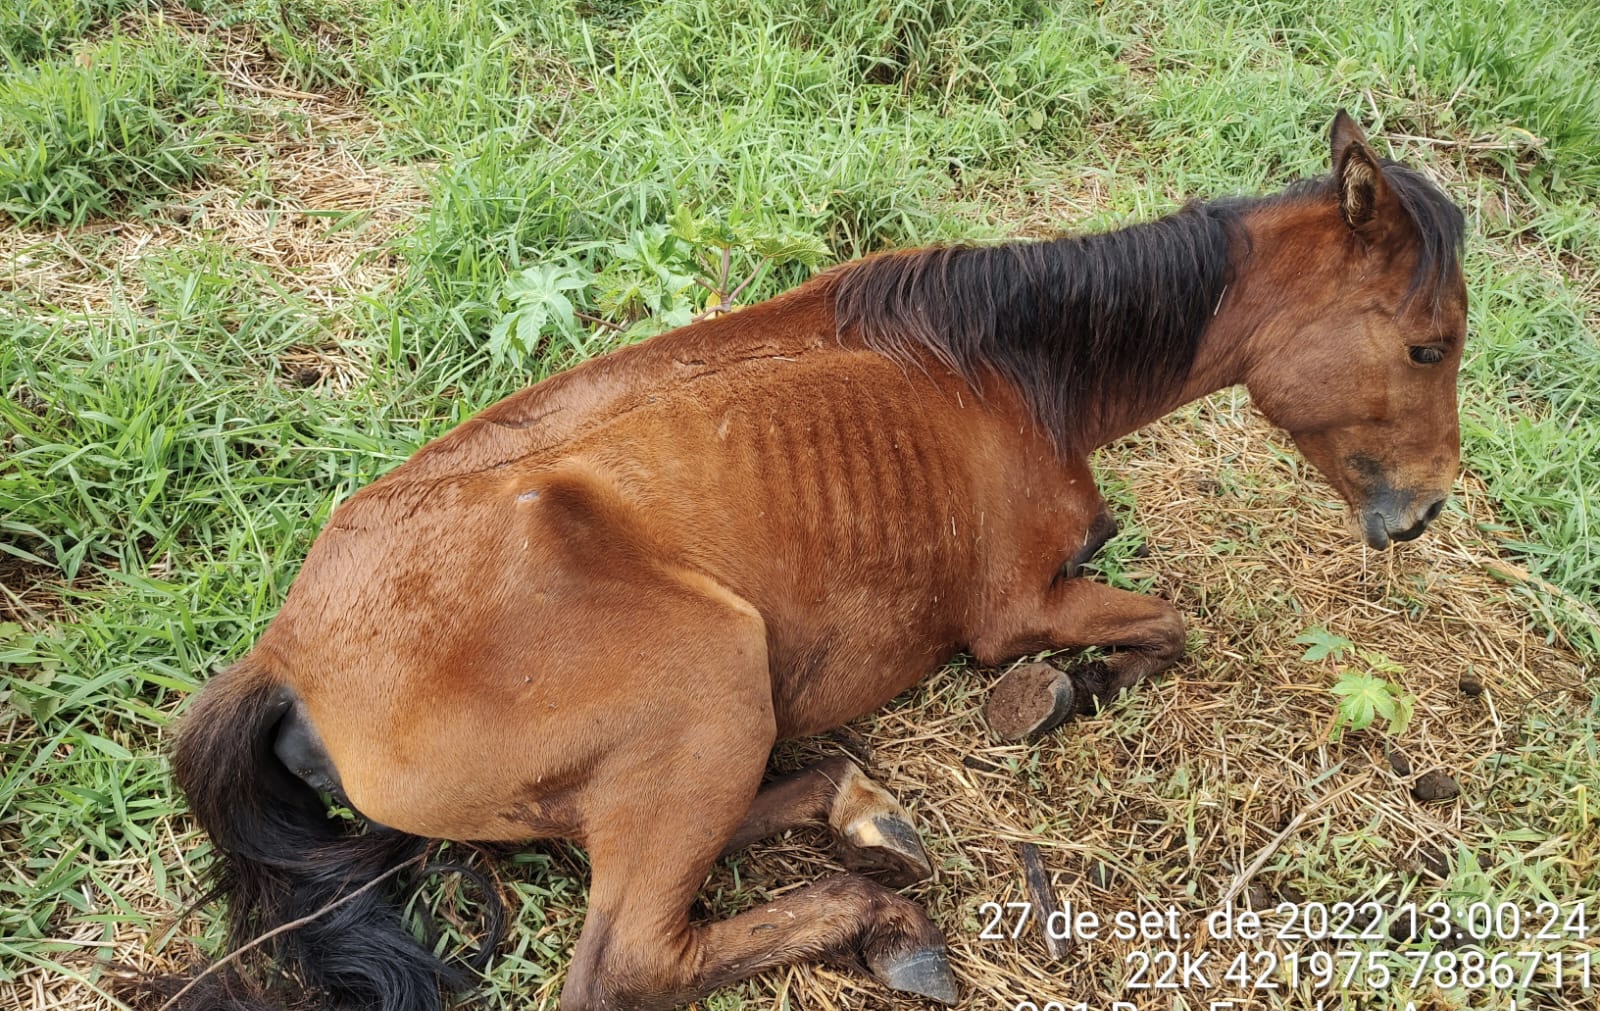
[1380,159,1467,310]
[832,162,1464,452]
[832,200,1241,452]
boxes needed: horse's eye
[1408,345,1445,365]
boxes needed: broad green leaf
[1295,626,1355,663]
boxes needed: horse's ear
[1328,110,1393,239]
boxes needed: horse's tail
[125,659,479,1011]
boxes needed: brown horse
[138,113,1465,1011]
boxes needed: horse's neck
[1074,284,1260,452]
[1075,209,1317,452]
[1052,340,1225,453]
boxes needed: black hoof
[838,811,934,888]
[873,947,958,1004]
[985,662,1075,740]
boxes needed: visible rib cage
[131,114,1470,1011]
[752,382,949,560]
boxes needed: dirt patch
[0,115,423,319]
[2,3,424,342]
[0,553,73,626]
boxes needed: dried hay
[0,118,421,328]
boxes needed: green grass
[2,0,1597,1006]
[0,31,240,226]
[1461,253,1600,641]
[0,0,151,64]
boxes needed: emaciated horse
[137,113,1465,1010]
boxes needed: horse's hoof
[830,765,933,887]
[985,661,1075,740]
[836,810,933,887]
[871,946,958,1004]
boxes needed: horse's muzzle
[1360,491,1447,549]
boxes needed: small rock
[1089,861,1115,890]
[1415,843,1450,879]
[1458,674,1483,697]
[1411,770,1461,803]
[1433,922,1472,950]
[1386,746,1413,777]
[1396,842,1451,882]
[1389,908,1419,943]
[1244,883,1274,911]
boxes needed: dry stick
[155,854,428,1011]
[1017,842,1071,961]
[723,257,770,306]
[1216,779,1365,911]
[574,310,626,334]
[1383,130,1544,153]
[224,73,332,105]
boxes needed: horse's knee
[1109,603,1186,683]
[1069,603,1186,710]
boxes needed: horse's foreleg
[719,755,932,887]
[973,580,1186,738]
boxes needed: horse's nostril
[1422,497,1445,524]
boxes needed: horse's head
[1242,112,1467,549]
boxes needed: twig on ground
[1017,842,1070,961]
[574,311,627,333]
[1217,779,1365,910]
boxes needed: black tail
[124,660,487,1011]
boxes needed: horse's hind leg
[568,827,954,1010]
[563,723,952,1008]
[719,755,932,887]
